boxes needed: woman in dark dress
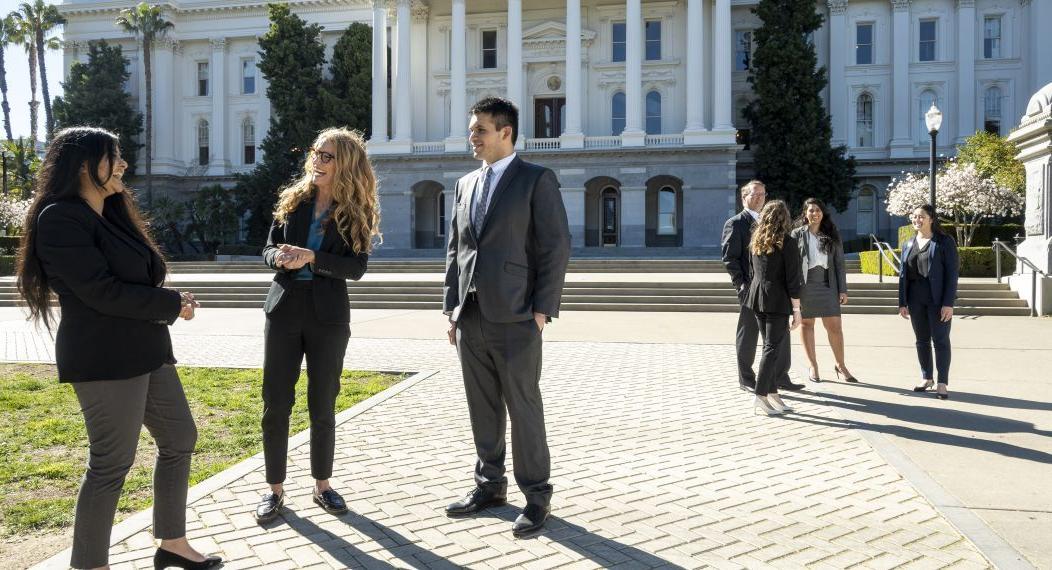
[898,204,959,400]
[16,127,220,570]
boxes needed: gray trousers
[70,364,197,569]
[455,298,552,507]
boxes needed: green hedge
[0,235,21,255]
[897,224,1025,248]
[0,255,15,276]
[860,247,1016,277]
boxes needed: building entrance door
[534,98,566,138]
[601,187,619,246]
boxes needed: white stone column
[370,0,389,147]
[209,38,227,175]
[712,0,735,141]
[889,0,913,157]
[391,0,413,152]
[445,0,468,152]
[683,0,707,143]
[622,0,646,146]
[828,0,848,146]
[152,39,176,174]
[561,0,584,148]
[956,0,976,143]
[1030,1,1052,97]
[561,187,586,248]
[507,0,522,110]
[620,186,646,246]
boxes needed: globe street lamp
[0,149,9,196]
[924,103,943,218]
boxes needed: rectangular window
[242,59,256,94]
[437,193,446,237]
[984,16,1002,59]
[481,30,497,69]
[919,20,936,62]
[244,145,255,165]
[645,20,661,60]
[199,145,209,166]
[856,23,873,65]
[197,62,209,96]
[734,30,752,71]
[612,22,626,62]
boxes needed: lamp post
[924,103,943,218]
[0,150,8,196]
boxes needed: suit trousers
[455,297,552,507]
[907,278,952,384]
[754,312,791,397]
[736,299,791,387]
[262,282,351,484]
[70,365,197,569]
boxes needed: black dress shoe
[154,548,222,570]
[445,486,507,517]
[512,504,550,537]
[739,380,757,393]
[254,491,284,523]
[777,380,806,391]
[313,488,349,515]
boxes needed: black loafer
[154,547,222,569]
[445,486,507,517]
[739,380,756,393]
[777,380,806,391]
[313,488,349,515]
[512,504,550,537]
[254,491,284,523]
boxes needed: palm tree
[15,1,66,140]
[5,14,38,147]
[116,2,173,207]
[0,16,15,142]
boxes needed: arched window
[856,93,874,147]
[857,185,876,237]
[242,118,256,165]
[645,91,662,134]
[984,86,1002,135]
[657,186,676,235]
[917,90,939,145]
[611,92,626,135]
[197,119,209,166]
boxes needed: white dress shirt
[745,208,760,221]
[807,231,828,269]
[472,152,517,222]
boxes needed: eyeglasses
[310,148,335,164]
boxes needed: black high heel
[807,367,821,383]
[154,548,222,570]
[936,384,949,400]
[913,379,934,392]
[834,366,859,383]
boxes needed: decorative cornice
[956,0,975,7]
[828,0,848,15]
[891,0,911,11]
[209,38,227,52]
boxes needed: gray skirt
[801,266,841,318]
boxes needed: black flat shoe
[777,380,805,391]
[512,504,550,537]
[913,380,934,392]
[154,548,222,570]
[834,366,859,383]
[445,485,507,517]
[739,380,756,393]
[313,488,349,515]
[254,491,284,523]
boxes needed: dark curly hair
[796,197,842,254]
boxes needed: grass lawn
[0,363,401,539]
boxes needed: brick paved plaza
[4,312,1019,570]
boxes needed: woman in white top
[790,198,857,383]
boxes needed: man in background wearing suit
[721,180,804,393]
[443,97,571,537]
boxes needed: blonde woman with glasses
[254,128,382,523]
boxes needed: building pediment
[521,21,596,63]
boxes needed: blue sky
[2,0,66,139]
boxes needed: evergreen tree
[320,22,372,137]
[53,40,144,174]
[743,0,856,213]
[233,3,326,243]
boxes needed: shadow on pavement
[831,380,1052,412]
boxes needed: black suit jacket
[443,156,571,323]
[34,199,182,382]
[721,210,755,297]
[262,198,369,324]
[745,234,804,315]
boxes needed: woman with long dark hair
[791,198,857,383]
[899,204,959,399]
[745,200,803,416]
[16,127,220,570]
[254,127,382,523]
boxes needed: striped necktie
[472,166,494,235]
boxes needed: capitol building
[59,0,1051,252]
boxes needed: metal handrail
[869,234,901,283]
[992,239,1047,317]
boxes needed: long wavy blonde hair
[750,200,792,255]
[273,128,382,254]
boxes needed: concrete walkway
[2,305,1048,569]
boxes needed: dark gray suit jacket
[721,210,755,299]
[443,156,571,323]
[791,226,848,298]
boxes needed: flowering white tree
[0,195,33,234]
[885,161,1023,246]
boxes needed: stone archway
[645,175,684,247]
[412,180,446,249]
[584,176,622,247]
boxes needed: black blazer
[898,232,959,308]
[745,234,804,315]
[34,199,182,382]
[721,210,755,294]
[443,156,571,323]
[262,198,369,324]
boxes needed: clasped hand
[178,291,200,321]
[275,244,315,270]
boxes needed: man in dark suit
[443,97,571,537]
[721,180,804,392]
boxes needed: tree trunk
[26,43,39,148]
[143,37,153,208]
[36,28,54,140]
[0,46,13,142]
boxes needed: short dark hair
[469,97,519,144]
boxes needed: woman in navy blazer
[898,204,959,399]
